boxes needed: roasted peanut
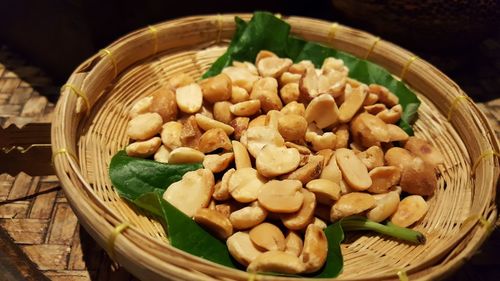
[258,180,304,213]
[391,195,428,227]
[243,126,285,158]
[247,115,266,129]
[199,73,232,103]
[229,167,267,203]
[330,192,376,221]
[384,147,414,170]
[278,114,307,141]
[247,250,305,274]
[168,147,205,164]
[282,189,316,230]
[250,77,282,112]
[320,154,342,184]
[129,96,152,118]
[213,168,235,201]
[318,71,346,97]
[168,72,194,89]
[203,152,234,173]
[230,100,261,116]
[367,191,400,222]
[280,83,300,104]
[367,166,401,193]
[363,92,379,106]
[213,101,234,124]
[350,112,390,147]
[222,66,259,92]
[338,85,367,123]
[127,112,163,141]
[194,113,234,135]
[316,149,334,167]
[377,104,402,124]
[265,110,282,130]
[163,169,214,217]
[364,103,387,115]
[335,148,372,190]
[230,86,250,103]
[233,61,259,76]
[285,231,303,257]
[285,142,312,154]
[281,101,306,116]
[180,115,202,149]
[305,131,337,151]
[283,155,324,185]
[175,83,203,113]
[255,50,278,64]
[305,94,340,129]
[280,72,302,86]
[126,137,162,158]
[300,224,328,273]
[400,156,437,196]
[249,222,286,251]
[150,87,177,122]
[229,201,268,230]
[232,140,252,170]
[306,179,341,205]
[404,136,445,166]
[229,117,249,141]
[313,217,327,229]
[161,121,183,150]
[227,232,265,266]
[198,128,232,153]
[153,145,170,163]
[387,124,409,142]
[321,57,348,75]
[369,84,399,107]
[194,208,233,239]
[299,67,319,102]
[257,56,293,78]
[256,145,301,177]
[215,201,243,218]
[289,60,314,75]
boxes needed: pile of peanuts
[125,50,444,274]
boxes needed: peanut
[175,83,203,113]
[127,112,163,141]
[126,137,162,158]
[199,73,232,103]
[258,180,304,213]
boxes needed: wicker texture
[51,15,499,281]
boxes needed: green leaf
[312,222,344,278]
[202,11,420,135]
[109,151,237,268]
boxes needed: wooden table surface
[0,44,498,281]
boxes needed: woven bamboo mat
[0,43,498,281]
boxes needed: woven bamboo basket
[51,14,499,280]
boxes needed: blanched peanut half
[330,192,376,221]
[281,101,305,116]
[305,132,337,151]
[168,73,194,89]
[230,100,261,117]
[285,142,312,154]
[127,112,163,140]
[256,145,301,177]
[229,167,266,203]
[163,169,214,217]
[313,217,328,229]
[316,149,334,167]
[129,96,153,118]
[363,92,379,106]
[400,156,437,196]
[306,179,341,205]
[364,103,387,115]
[367,191,400,222]
[282,189,316,230]
[289,60,314,75]
[232,140,252,170]
[391,195,428,227]
[338,85,367,123]
[384,147,414,170]
[336,148,372,190]
[233,61,259,76]
[229,201,268,230]
[265,110,282,130]
[227,232,265,267]
[404,136,445,166]
[195,113,234,135]
[150,87,177,122]
[300,224,328,273]
[321,57,348,75]
[387,124,409,142]
[367,166,401,193]
[350,112,390,147]
[280,83,300,104]
[246,115,265,129]
[199,73,232,103]
[213,101,234,124]
[320,154,342,184]
[213,168,235,201]
[318,71,346,97]
[243,126,285,158]
[168,147,205,164]
[368,84,399,107]
[230,117,249,141]
[153,145,170,163]
[280,72,301,86]
[230,86,250,104]
[258,180,304,213]
[299,67,319,102]
[194,208,233,239]
[175,83,203,113]
[257,56,293,78]
[250,77,282,113]
[285,231,303,257]
[222,66,259,92]
[278,114,307,142]
[203,152,234,174]
[247,250,306,274]
[334,124,349,149]
[160,121,183,150]
[255,50,278,64]
[283,155,324,185]
[305,94,340,129]
[215,201,243,218]
[126,137,162,158]
[198,128,232,153]
[377,104,402,124]
[249,222,286,251]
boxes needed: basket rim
[51,13,499,281]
